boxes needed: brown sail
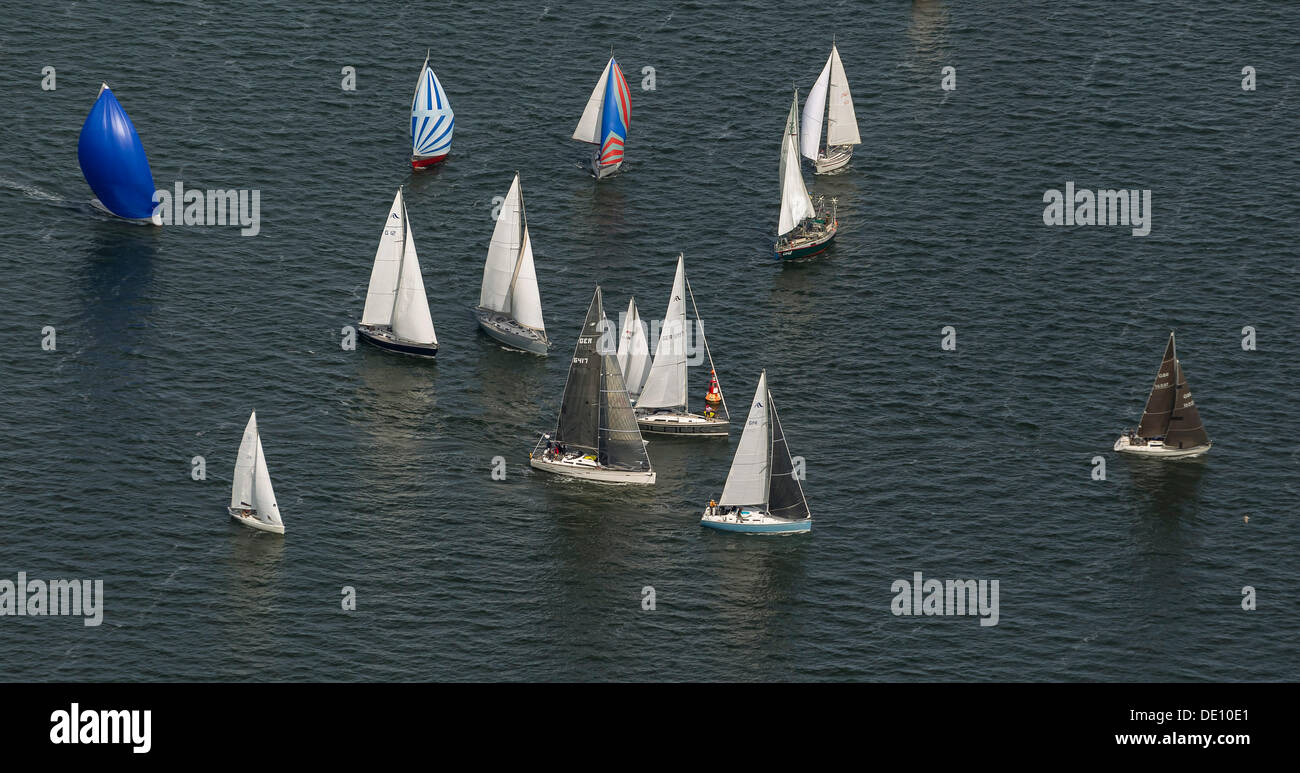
[1163,360,1210,449]
[1136,333,1177,439]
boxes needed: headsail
[411,55,454,159]
[825,44,860,146]
[230,411,258,509]
[599,349,651,471]
[361,189,407,327]
[77,83,157,220]
[779,132,816,235]
[767,391,810,520]
[510,230,546,333]
[720,371,771,507]
[1164,360,1209,449]
[390,208,438,345]
[555,288,610,451]
[636,256,689,411]
[251,433,282,527]
[597,58,631,170]
[800,60,831,160]
[617,297,651,400]
[1136,333,1177,438]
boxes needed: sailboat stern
[411,152,450,169]
[227,507,286,534]
[813,145,854,174]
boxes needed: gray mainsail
[555,288,606,451]
[1137,333,1177,439]
[766,391,810,520]
[555,287,650,470]
[1164,359,1209,449]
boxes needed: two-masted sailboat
[801,42,861,174]
[410,52,454,169]
[1114,332,1212,458]
[228,411,285,534]
[358,186,440,358]
[530,287,655,484]
[701,371,811,533]
[634,254,729,437]
[474,174,551,354]
[572,55,631,179]
[616,297,652,402]
[776,89,838,260]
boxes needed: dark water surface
[0,1,1296,680]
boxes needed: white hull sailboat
[634,254,729,437]
[473,173,551,355]
[358,186,440,358]
[410,52,454,169]
[1115,331,1212,458]
[777,89,837,260]
[228,411,285,535]
[802,42,861,175]
[530,286,656,485]
[701,371,811,534]
[572,56,631,179]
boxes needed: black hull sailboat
[1114,332,1211,458]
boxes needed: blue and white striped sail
[410,54,454,160]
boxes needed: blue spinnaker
[77,84,157,220]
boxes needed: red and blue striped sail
[597,59,631,169]
[77,84,157,220]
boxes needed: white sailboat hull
[472,307,551,354]
[228,507,285,534]
[1113,434,1211,458]
[813,145,854,174]
[530,452,655,484]
[700,505,811,534]
[636,410,729,437]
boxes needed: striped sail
[597,58,631,168]
[410,57,454,159]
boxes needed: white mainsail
[230,411,258,509]
[779,90,800,182]
[636,256,689,410]
[480,175,523,313]
[617,297,651,400]
[779,132,816,236]
[360,191,406,326]
[251,434,283,527]
[391,218,438,345]
[800,59,831,160]
[572,58,612,144]
[510,230,546,332]
[825,44,860,146]
[719,371,770,507]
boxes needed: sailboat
[228,411,285,534]
[358,186,440,358]
[77,83,161,223]
[616,297,651,401]
[776,90,838,260]
[1114,331,1212,458]
[530,286,655,484]
[572,55,631,179]
[801,42,861,174]
[701,371,811,533]
[634,254,729,437]
[473,174,551,354]
[410,52,454,169]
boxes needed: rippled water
[0,1,1296,681]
